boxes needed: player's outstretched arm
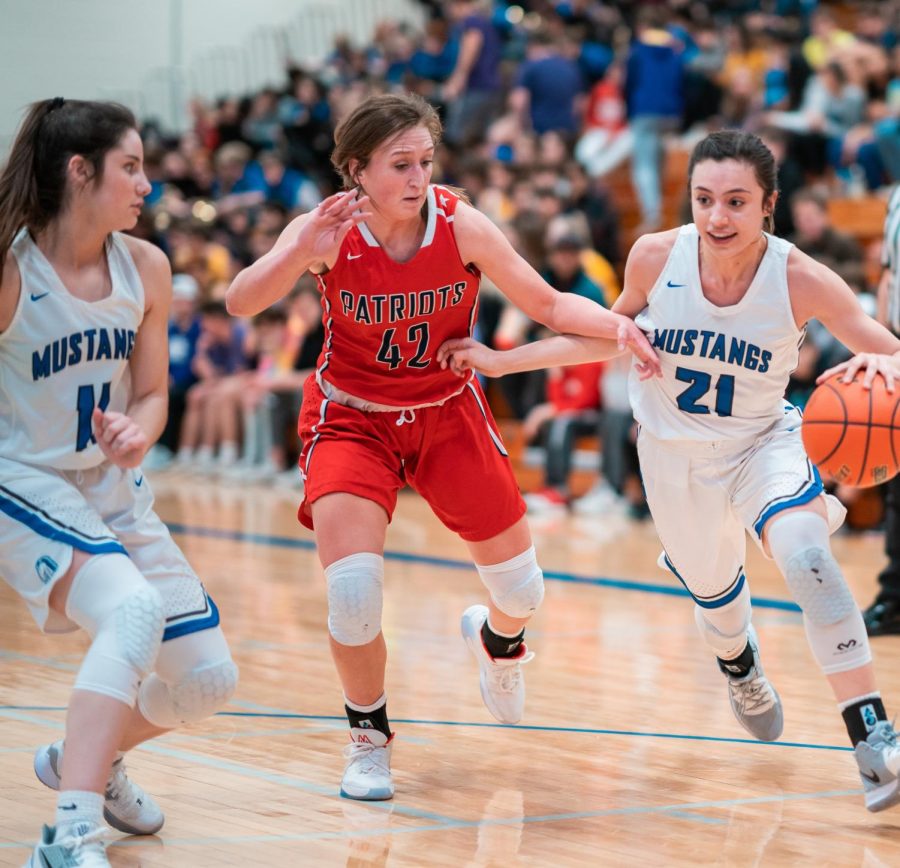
[452,203,661,377]
[437,334,624,378]
[789,249,900,391]
[226,190,371,317]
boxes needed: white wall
[0,0,424,154]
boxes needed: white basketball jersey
[0,230,144,469]
[629,224,802,441]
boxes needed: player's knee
[476,546,544,619]
[783,546,872,673]
[783,546,856,626]
[139,658,239,728]
[66,554,165,706]
[325,552,385,646]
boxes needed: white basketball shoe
[24,822,109,867]
[854,720,900,812]
[34,741,164,835]
[461,604,534,725]
[340,737,394,801]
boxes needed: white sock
[218,441,238,466]
[56,790,103,830]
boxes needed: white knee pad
[693,583,752,659]
[66,554,165,706]
[476,546,544,619]
[325,552,384,646]
[785,547,872,673]
[768,512,871,674]
[138,627,238,728]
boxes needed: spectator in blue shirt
[510,31,586,136]
[625,7,685,232]
[443,0,504,147]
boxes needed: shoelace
[396,409,416,426]
[730,672,775,714]
[105,761,144,812]
[58,823,109,855]
[343,742,390,775]
[487,651,535,693]
[871,719,899,750]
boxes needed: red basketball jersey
[314,185,480,408]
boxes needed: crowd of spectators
[136,0,900,522]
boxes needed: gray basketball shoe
[34,741,164,835]
[718,625,784,742]
[854,720,900,812]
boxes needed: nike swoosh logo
[60,803,77,810]
[666,280,685,288]
[30,292,50,301]
[347,253,363,260]
[861,769,880,784]
[135,475,144,487]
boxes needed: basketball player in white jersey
[439,130,900,813]
[0,99,237,866]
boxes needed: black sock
[841,695,887,746]
[345,699,392,741]
[481,619,524,659]
[717,641,755,679]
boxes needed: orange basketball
[801,373,900,488]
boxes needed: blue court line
[0,705,865,851]
[166,522,803,613]
[0,705,853,753]
[1,787,863,850]
[0,649,79,672]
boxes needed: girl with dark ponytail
[1,100,236,866]
[440,128,900,815]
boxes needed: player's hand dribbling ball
[801,373,900,487]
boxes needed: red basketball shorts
[297,376,526,542]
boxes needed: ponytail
[0,97,136,271]
[0,99,60,271]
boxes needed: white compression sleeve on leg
[65,554,165,706]
[767,511,871,674]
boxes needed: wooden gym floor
[2,471,900,866]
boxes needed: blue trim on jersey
[752,466,824,538]
[662,554,746,609]
[162,594,220,641]
[0,492,126,555]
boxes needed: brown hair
[687,130,779,234]
[0,98,136,270]
[331,93,442,189]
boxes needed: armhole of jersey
[430,185,472,275]
[644,227,685,305]
[0,246,25,342]
[113,234,147,313]
[780,240,804,336]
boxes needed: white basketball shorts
[0,456,219,636]
[637,407,846,608]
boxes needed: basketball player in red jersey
[226,92,660,800]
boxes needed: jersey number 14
[76,382,111,451]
